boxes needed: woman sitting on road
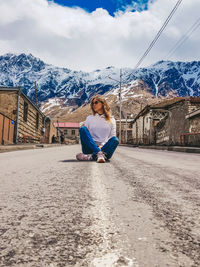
[76,94,119,163]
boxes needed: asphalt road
[0,145,199,267]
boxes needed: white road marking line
[89,164,135,267]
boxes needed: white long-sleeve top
[84,113,116,146]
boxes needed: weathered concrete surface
[1,143,200,154]
[0,146,199,267]
[0,144,62,153]
[138,145,200,153]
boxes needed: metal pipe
[119,69,122,144]
[15,88,21,144]
[35,81,37,106]
[43,116,46,144]
[125,101,128,143]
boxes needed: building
[44,117,57,144]
[116,119,133,143]
[131,97,200,146]
[54,122,80,141]
[0,86,55,145]
[183,107,200,146]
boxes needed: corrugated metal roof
[150,97,200,109]
[132,97,200,123]
[189,97,200,103]
[54,122,80,128]
[150,97,185,108]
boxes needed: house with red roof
[54,122,80,141]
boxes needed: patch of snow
[40,98,60,112]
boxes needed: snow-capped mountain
[0,53,200,107]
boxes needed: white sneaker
[76,153,92,161]
[97,151,106,163]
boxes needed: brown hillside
[40,80,177,122]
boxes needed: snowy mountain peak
[0,53,200,107]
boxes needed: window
[71,129,75,135]
[146,117,148,123]
[64,130,68,135]
[36,113,39,129]
[23,101,28,122]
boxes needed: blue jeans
[79,126,119,160]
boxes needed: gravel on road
[0,145,199,267]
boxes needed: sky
[52,0,150,16]
[0,0,200,71]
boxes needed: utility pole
[119,69,122,144]
[108,69,123,144]
[125,100,128,143]
[57,118,59,139]
[34,81,37,106]
[15,88,21,144]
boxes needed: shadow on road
[59,159,79,163]
[59,159,110,163]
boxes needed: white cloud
[0,0,200,71]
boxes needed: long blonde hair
[90,95,112,122]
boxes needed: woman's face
[92,98,104,114]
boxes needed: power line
[166,17,200,59]
[134,0,183,69]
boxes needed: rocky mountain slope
[40,80,176,122]
[0,53,200,121]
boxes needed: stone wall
[168,101,189,145]
[132,114,153,144]
[155,101,188,145]
[189,115,200,133]
[187,112,200,147]
[156,100,200,146]
[132,99,200,146]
